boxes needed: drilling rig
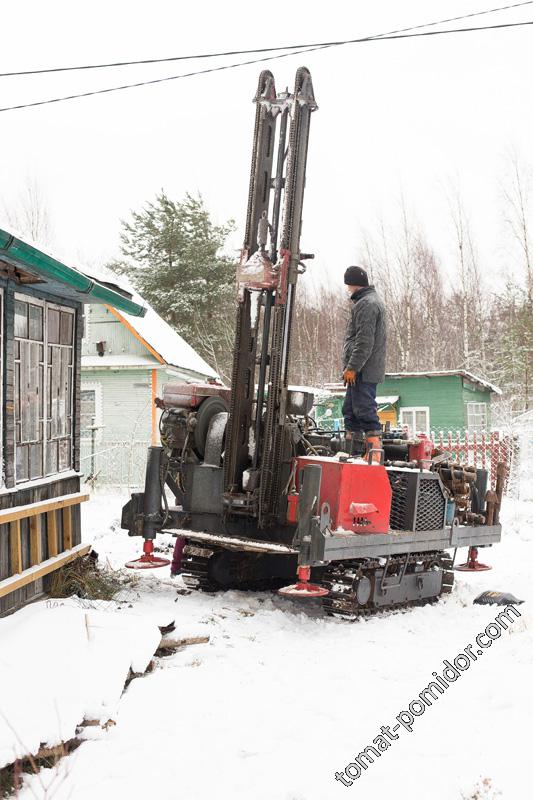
[121,67,503,619]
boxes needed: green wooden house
[316,371,501,434]
[81,299,217,484]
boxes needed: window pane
[415,411,428,432]
[14,362,20,424]
[14,301,28,338]
[49,346,60,438]
[46,440,58,475]
[60,311,74,345]
[48,309,60,344]
[30,443,42,480]
[402,411,414,431]
[29,304,43,341]
[16,445,28,482]
[58,438,71,471]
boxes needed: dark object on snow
[474,591,524,606]
[158,621,176,635]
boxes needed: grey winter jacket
[342,286,387,383]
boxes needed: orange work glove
[343,369,357,386]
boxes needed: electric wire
[1,18,532,113]
[1,0,531,77]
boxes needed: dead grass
[48,555,136,602]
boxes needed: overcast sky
[1,0,532,292]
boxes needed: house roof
[322,371,501,396]
[0,227,146,317]
[384,371,502,395]
[106,298,218,379]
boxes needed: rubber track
[321,551,455,620]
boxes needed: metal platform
[319,523,502,561]
[164,523,502,563]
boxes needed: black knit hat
[344,265,369,287]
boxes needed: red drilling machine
[121,67,503,619]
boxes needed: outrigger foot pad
[278,566,329,598]
[125,539,171,570]
[455,546,492,572]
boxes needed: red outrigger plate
[125,540,171,570]
[278,582,329,598]
[125,554,171,570]
[455,562,492,572]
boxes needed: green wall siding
[379,375,465,431]
[82,367,158,442]
[316,375,494,432]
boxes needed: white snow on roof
[118,295,218,378]
[377,395,400,405]
[385,370,502,395]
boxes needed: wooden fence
[0,492,90,607]
[430,430,519,491]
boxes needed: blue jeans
[342,379,380,433]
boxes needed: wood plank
[29,515,42,566]
[47,511,58,557]
[62,507,73,550]
[0,492,89,525]
[9,520,23,574]
[0,543,91,598]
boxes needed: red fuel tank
[294,456,391,534]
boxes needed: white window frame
[14,292,75,483]
[466,401,487,432]
[400,406,431,436]
[80,382,103,442]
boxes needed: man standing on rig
[342,265,387,458]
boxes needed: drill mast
[223,67,317,527]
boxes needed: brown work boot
[345,431,365,457]
[363,430,383,462]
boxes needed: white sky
[0,0,532,291]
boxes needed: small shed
[81,300,217,447]
[0,228,145,615]
[379,371,501,433]
[316,370,501,434]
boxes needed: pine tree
[108,191,236,378]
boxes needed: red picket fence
[430,430,519,492]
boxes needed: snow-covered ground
[17,485,532,800]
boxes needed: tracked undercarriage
[181,544,454,620]
[321,551,454,619]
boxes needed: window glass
[400,408,429,435]
[48,308,60,344]
[15,297,75,483]
[14,301,27,338]
[467,402,487,432]
[29,304,43,341]
[60,311,74,345]
[415,410,428,432]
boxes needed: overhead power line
[1,1,532,78]
[0,18,532,114]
